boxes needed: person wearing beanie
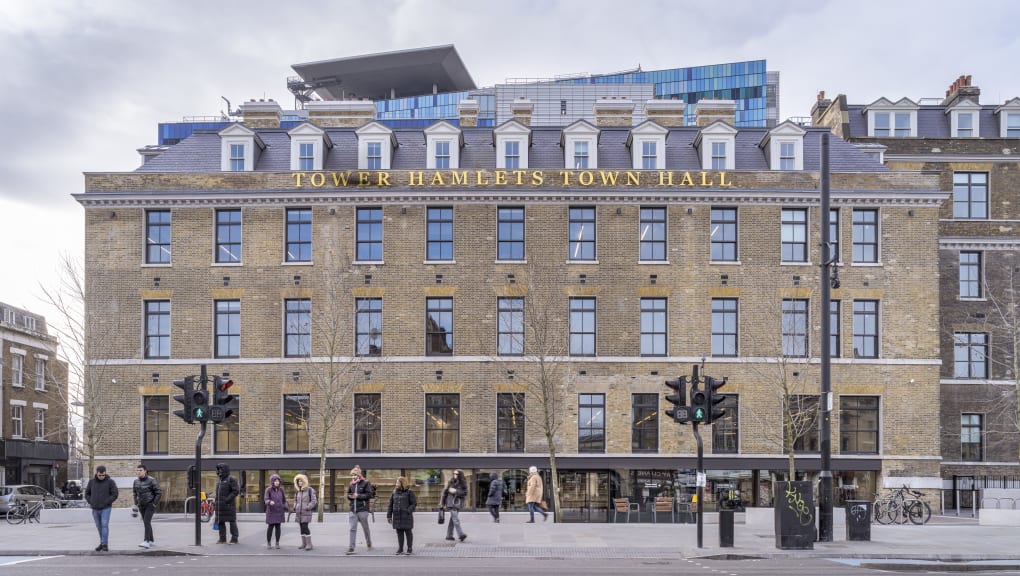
[525,466,548,523]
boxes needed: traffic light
[210,376,237,423]
[191,385,210,422]
[704,375,728,424]
[664,376,688,423]
[173,376,196,424]
[689,377,708,423]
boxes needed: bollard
[719,509,734,547]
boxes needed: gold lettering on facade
[578,171,594,186]
[680,171,694,186]
[719,172,733,188]
[560,171,571,186]
[431,172,446,186]
[658,171,674,186]
[332,172,351,187]
[532,171,544,185]
[292,173,305,187]
[626,171,640,186]
[475,171,489,185]
[513,170,526,185]
[310,173,325,187]
[359,172,370,186]
[494,170,507,185]
[451,171,468,186]
[377,172,390,187]
[700,171,714,187]
[599,171,619,186]
[409,171,424,186]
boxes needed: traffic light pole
[693,422,704,549]
[818,132,834,542]
[193,364,209,547]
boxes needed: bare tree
[745,293,822,481]
[37,253,127,477]
[297,263,374,522]
[492,266,573,520]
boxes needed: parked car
[0,485,63,512]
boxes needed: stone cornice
[940,237,1020,250]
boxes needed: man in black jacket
[133,464,162,549]
[345,465,374,554]
[215,463,241,544]
[85,465,119,552]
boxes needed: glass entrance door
[558,471,610,522]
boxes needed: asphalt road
[10,555,1015,576]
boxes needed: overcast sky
[2,0,1019,330]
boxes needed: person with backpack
[292,474,317,551]
[485,472,503,523]
[345,465,374,555]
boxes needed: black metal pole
[818,132,834,542]
[194,364,209,547]
[694,423,703,549]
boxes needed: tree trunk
[546,434,561,521]
[317,436,328,522]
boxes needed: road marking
[0,556,61,566]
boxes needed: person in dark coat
[345,465,374,555]
[292,474,317,551]
[440,469,468,542]
[386,476,417,555]
[85,465,118,552]
[215,463,241,544]
[263,474,287,549]
[132,464,162,549]
[485,472,504,523]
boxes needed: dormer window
[628,121,668,170]
[356,122,396,170]
[759,121,806,171]
[219,123,264,172]
[289,122,332,171]
[947,99,982,138]
[561,120,599,170]
[994,98,1020,138]
[694,120,738,170]
[865,97,918,138]
[424,121,462,170]
[494,120,530,169]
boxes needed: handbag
[212,520,219,531]
[437,508,445,525]
[539,500,548,511]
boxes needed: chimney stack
[643,99,686,127]
[239,99,282,129]
[457,98,480,127]
[304,100,377,128]
[943,75,981,107]
[592,97,635,127]
[510,97,535,126]
[693,99,737,127]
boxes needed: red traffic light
[218,379,233,391]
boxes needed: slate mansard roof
[845,104,1005,139]
[135,124,889,174]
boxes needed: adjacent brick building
[77,75,947,519]
[812,76,1020,510]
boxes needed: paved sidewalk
[1,509,1015,561]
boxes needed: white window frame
[34,354,47,391]
[219,123,262,172]
[865,98,918,138]
[10,348,25,387]
[762,121,806,171]
[2,308,14,324]
[424,121,462,170]
[289,122,330,171]
[628,121,668,170]
[356,122,395,170]
[24,316,36,331]
[35,407,46,439]
[695,121,738,170]
[562,120,600,170]
[494,120,530,170]
[10,401,26,438]
[995,99,1020,138]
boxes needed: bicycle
[200,497,215,523]
[6,500,44,525]
[873,486,931,525]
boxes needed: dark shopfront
[141,456,879,522]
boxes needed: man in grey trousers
[345,465,374,554]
